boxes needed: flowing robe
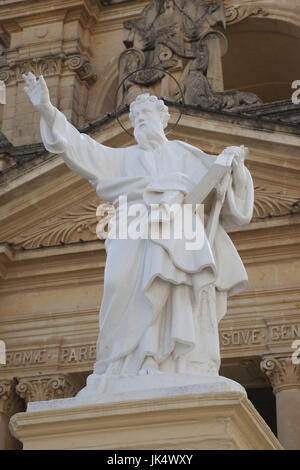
[40,108,254,376]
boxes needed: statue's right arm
[23,72,56,127]
[23,72,121,187]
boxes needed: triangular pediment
[0,109,300,251]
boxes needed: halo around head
[114,66,185,138]
[129,93,170,129]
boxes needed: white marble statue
[23,72,254,397]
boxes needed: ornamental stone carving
[15,374,86,403]
[11,196,101,249]
[101,0,269,24]
[0,379,24,417]
[253,186,300,221]
[180,41,262,110]
[224,1,268,25]
[8,186,300,249]
[0,55,65,84]
[117,0,262,110]
[260,355,300,394]
[0,53,97,86]
[65,54,98,86]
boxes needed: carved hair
[129,93,170,129]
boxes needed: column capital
[260,354,300,394]
[0,379,24,417]
[15,373,86,404]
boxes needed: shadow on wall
[247,386,277,437]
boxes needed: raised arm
[23,72,56,126]
[23,73,122,187]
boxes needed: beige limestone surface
[10,391,282,450]
[1,0,300,451]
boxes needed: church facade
[0,0,300,450]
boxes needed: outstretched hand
[23,72,51,111]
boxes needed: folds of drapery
[40,107,125,186]
[39,107,254,374]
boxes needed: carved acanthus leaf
[16,373,85,403]
[261,355,300,393]
[12,198,102,249]
[8,186,300,249]
[0,379,24,416]
[223,1,268,24]
[0,53,97,85]
[0,54,65,83]
[253,186,300,219]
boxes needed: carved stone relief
[65,55,97,87]
[117,0,263,110]
[0,379,24,417]
[15,374,86,403]
[223,1,268,25]
[180,41,261,110]
[253,186,300,221]
[261,355,300,393]
[7,186,300,249]
[0,53,97,86]
[101,0,269,23]
[11,197,101,249]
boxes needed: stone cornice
[81,101,300,139]
[0,107,299,260]
[1,1,300,45]
[0,240,106,293]
[92,0,300,35]
[0,0,102,25]
[1,101,300,186]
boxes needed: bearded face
[132,101,166,148]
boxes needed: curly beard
[134,121,165,149]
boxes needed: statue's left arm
[219,146,254,230]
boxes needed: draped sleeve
[219,166,254,230]
[40,107,123,187]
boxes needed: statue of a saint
[181,43,262,110]
[120,0,227,103]
[119,0,262,112]
[23,72,254,396]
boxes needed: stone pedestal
[9,376,282,450]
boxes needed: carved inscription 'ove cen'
[220,324,300,348]
[220,329,263,347]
